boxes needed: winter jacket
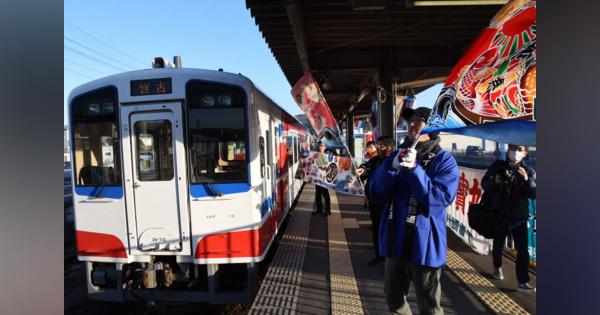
[481,159,536,221]
[369,148,459,268]
[359,155,385,205]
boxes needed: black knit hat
[402,107,432,122]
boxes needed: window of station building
[186,81,248,184]
[70,87,121,187]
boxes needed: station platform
[249,184,536,315]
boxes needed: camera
[502,168,514,181]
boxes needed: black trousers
[369,204,384,257]
[315,185,330,213]
[493,221,530,284]
[385,257,443,315]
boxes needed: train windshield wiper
[206,183,223,197]
[94,176,106,199]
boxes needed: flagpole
[410,135,420,150]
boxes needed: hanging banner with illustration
[291,73,344,148]
[292,73,365,195]
[449,165,536,267]
[447,167,491,255]
[424,0,536,146]
[295,151,364,196]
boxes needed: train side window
[259,136,265,178]
[70,87,121,187]
[266,130,272,166]
[286,136,292,167]
[297,138,301,161]
[294,136,298,163]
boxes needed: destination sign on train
[130,78,172,96]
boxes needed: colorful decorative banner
[291,73,342,144]
[295,151,364,196]
[424,0,536,146]
[448,165,536,267]
[447,167,491,255]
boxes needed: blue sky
[64,0,442,125]
[413,83,442,109]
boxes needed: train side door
[121,103,190,254]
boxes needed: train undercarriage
[87,256,257,304]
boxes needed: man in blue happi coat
[369,107,459,315]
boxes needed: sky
[413,83,443,109]
[64,0,442,125]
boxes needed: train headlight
[88,103,100,115]
[102,102,114,113]
[201,96,215,107]
[219,95,232,106]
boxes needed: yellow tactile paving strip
[446,249,530,315]
[328,192,364,315]
[248,185,314,315]
[252,186,527,315]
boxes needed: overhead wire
[64,58,110,76]
[64,36,136,71]
[64,45,130,73]
[64,20,148,68]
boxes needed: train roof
[68,67,307,130]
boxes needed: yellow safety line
[446,249,530,315]
[328,192,364,315]
[249,185,314,315]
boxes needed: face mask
[507,150,525,162]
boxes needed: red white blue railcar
[68,63,308,303]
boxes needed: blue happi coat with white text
[369,149,459,268]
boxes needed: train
[67,57,309,303]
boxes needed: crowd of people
[312,107,536,314]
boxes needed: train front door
[122,103,190,254]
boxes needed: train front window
[186,81,248,184]
[70,87,121,186]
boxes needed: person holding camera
[481,144,536,292]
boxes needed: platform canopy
[246,0,504,122]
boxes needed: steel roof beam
[309,48,458,70]
[285,0,311,74]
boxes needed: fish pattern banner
[425,0,536,146]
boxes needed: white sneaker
[493,267,504,280]
[517,282,536,293]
